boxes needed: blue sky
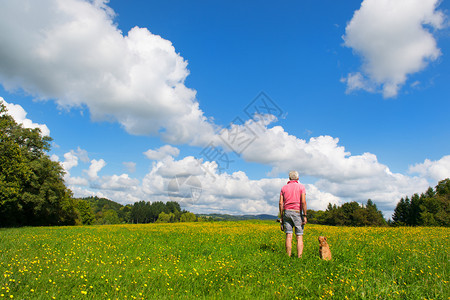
[0,0,449,218]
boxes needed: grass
[0,221,448,299]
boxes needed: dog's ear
[324,237,327,241]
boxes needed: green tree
[131,201,151,223]
[0,103,76,226]
[156,211,172,223]
[408,194,423,226]
[102,210,120,224]
[0,104,32,226]
[118,205,132,223]
[435,179,450,226]
[435,178,450,196]
[365,199,387,226]
[392,197,410,226]
[391,179,449,227]
[166,201,181,214]
[150,201,167,222]
[76,199,95,225]
[180,212,196,222]
[318,200,386,226]
[341,202,362,226]
[424,186,436,198]
[22,156,77,226]
[420,196,446,226]
[324,203,340,225]
[306,209,327,224]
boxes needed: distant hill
[82,196,124,214]
[76,196,278,222]
[197,213,277,221]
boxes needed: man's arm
[301,193,307,224]
[279,193,284,218]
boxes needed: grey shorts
[283,210,304,235]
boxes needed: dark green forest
[307,199,387,226]
[1,102,449,227]
[390,178,449,226]
[76,196,198,225]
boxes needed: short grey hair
[289,171,299,180]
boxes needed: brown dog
[318,236,332,260]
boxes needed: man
[279,171,307,258]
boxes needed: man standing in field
[279,171,307,258]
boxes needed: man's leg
[296,235,304,258]
[285,233,293,256]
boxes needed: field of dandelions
[0,221,448,299]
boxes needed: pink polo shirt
[280,180,306,211]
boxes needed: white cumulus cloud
[65,176,89,187]
[409,155,450,182]
[215,118,389,182]
[99,174,140,191]
[85,159,106,180]
[0,97,50,136]
[61,147,89,173]
[62,151,79,172]
[0,0,215,144]
[144,145,180,161]
[342,0,445,98]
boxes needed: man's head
[289,171,299,180]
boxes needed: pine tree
[392,197,410,226]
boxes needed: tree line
[0,103,197,227]
[75,196,199,225]
[391,178,449,226]
[306,179,449,227]
[307,199,387,226]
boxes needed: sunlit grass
[0,222,448,299]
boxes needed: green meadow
[0,222,448,299]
